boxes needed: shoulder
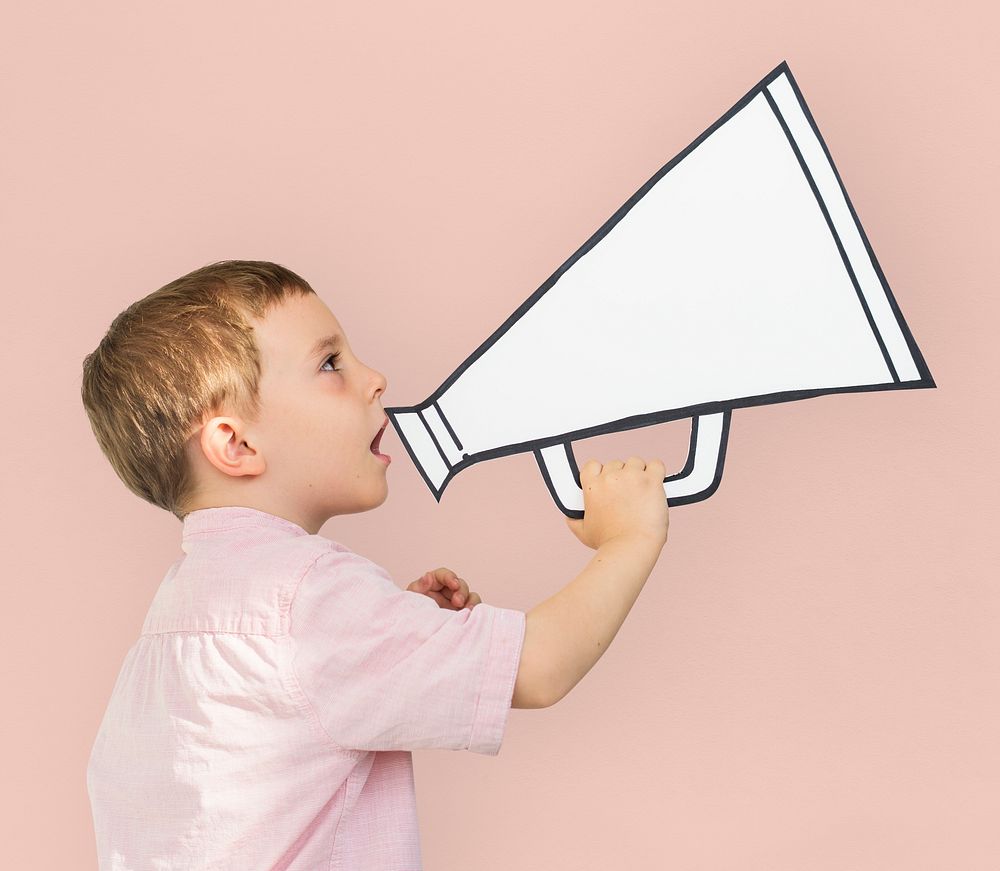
[299,537,393,582]
[289,537,404,607]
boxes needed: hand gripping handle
[533,411,732,518]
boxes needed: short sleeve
[288,546,526,755]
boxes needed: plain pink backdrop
[3,1,998,868]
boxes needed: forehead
[251,293,345,365]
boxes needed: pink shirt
[87,506,526,870]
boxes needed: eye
[320,353,341,372]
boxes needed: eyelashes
[321,353,341,372]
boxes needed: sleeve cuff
[467,606,527,756]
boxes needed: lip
[370,416,391,463]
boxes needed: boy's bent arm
[511,532,664,709]
[510,611,550,709]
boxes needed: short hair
[81,260,316,521]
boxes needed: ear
[198,417,266,478]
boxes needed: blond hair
[81,260,316,521]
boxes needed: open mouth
[370,417,390,461]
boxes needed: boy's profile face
[187,292,391,533]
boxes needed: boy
[82,260,669,870]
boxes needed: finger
[419,569,471,605]
[579,458,602,480]
[417,570,450,593]
[450,577,470,607]
[431,567,460,593]
[410,573,437,591]
[605,458,625,470]
[624,456,646,470]
[416,571,438,591]
[424,589,454,608]
[435,568,469,608]
[463,592,482,610]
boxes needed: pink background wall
[3,1,997,867]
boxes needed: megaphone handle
[534,411,732,518]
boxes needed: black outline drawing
[385,60,936,518]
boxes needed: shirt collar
[181,506,310,543]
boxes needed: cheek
[261,399,333,460]
[259,387,364,470]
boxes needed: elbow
[511,673,557,709]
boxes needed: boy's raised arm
[512,531,664,708]
[511,456,669,709]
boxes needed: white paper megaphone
[386,60,935,518]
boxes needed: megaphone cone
[387,60,935,518]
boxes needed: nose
[371,367,388,400]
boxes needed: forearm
[527,533,664,706]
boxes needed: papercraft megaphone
[386,60,935,518]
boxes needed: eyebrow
[307,333,343,361]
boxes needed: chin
[354,481,390,514]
